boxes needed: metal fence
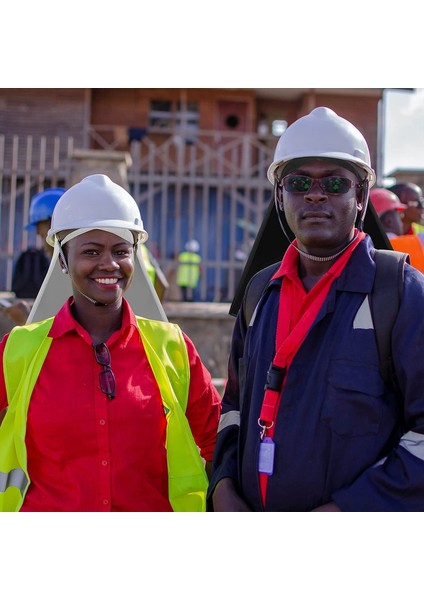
[0,129,275,301]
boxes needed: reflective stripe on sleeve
[218,410,240,433]
[0,469,28,495]
[399,430,424,461]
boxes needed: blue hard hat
[25,187,66,229]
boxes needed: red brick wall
[0,88,382,174]
[0,88,88,145]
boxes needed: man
[176,239,202,301]
[209,107,424,511]
[386,183,424,272]
[388,182,424,235]
[369,187,405,238]
[5,188,65,324]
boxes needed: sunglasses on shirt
[280,174,363,195]
[93,342,116,400]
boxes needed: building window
[149,100,173,128]
[149,100,199,134]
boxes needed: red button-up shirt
[0,298,221,511]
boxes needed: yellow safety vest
[0,316,208,512]
[140,244,156,285]
[412,222,424,235]
[176,252,201,288]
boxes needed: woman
[0,174,221,512]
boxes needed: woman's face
[279,159,362,256]
[63,229,135,306]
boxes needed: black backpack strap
[371,249,408,389]
[242,262,280,327]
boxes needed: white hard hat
[185,239,200,253]
[26,173,168,325]
[46,173,148,246]
[267,107,376,187]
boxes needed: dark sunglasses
[93,342,116,400]
[280,174,362,195]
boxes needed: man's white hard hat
[267,106,376,187]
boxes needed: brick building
[0,88,385,299]
[387,168,424,191]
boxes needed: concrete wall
[164,301,234,383]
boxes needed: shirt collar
[49,297,138,344]
[269,234,375,294]
[271,242,300,281]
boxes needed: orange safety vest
[390,234,424,273]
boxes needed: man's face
[400,186,424,225]
[279,160,362,255]
[380,210,403,237]
[36,219,51,254]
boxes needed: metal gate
[0,129,275,301]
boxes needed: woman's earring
[62,267,68,274]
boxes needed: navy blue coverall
[208,236,424,511]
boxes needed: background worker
[209,107,424,512]
[384,184,424,272]
[369,187,405,238]
[3,188,65,325]
[388,182,424,235]
[140,243,169,302]
[176,239,202,301]
[0,174,221,512]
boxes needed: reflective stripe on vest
[0,316,208,512]
[0,468,28,494]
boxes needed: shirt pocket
[321,360,385,437]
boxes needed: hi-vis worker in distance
[176,239,202,301]
[0,174,221,512]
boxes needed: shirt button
[99,419,106,425]
[101,460,108,466]
[103,499,109,505]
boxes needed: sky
[383,88,424,176]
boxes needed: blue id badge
[258,438,275,476]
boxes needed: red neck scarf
[258,231,365,506]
